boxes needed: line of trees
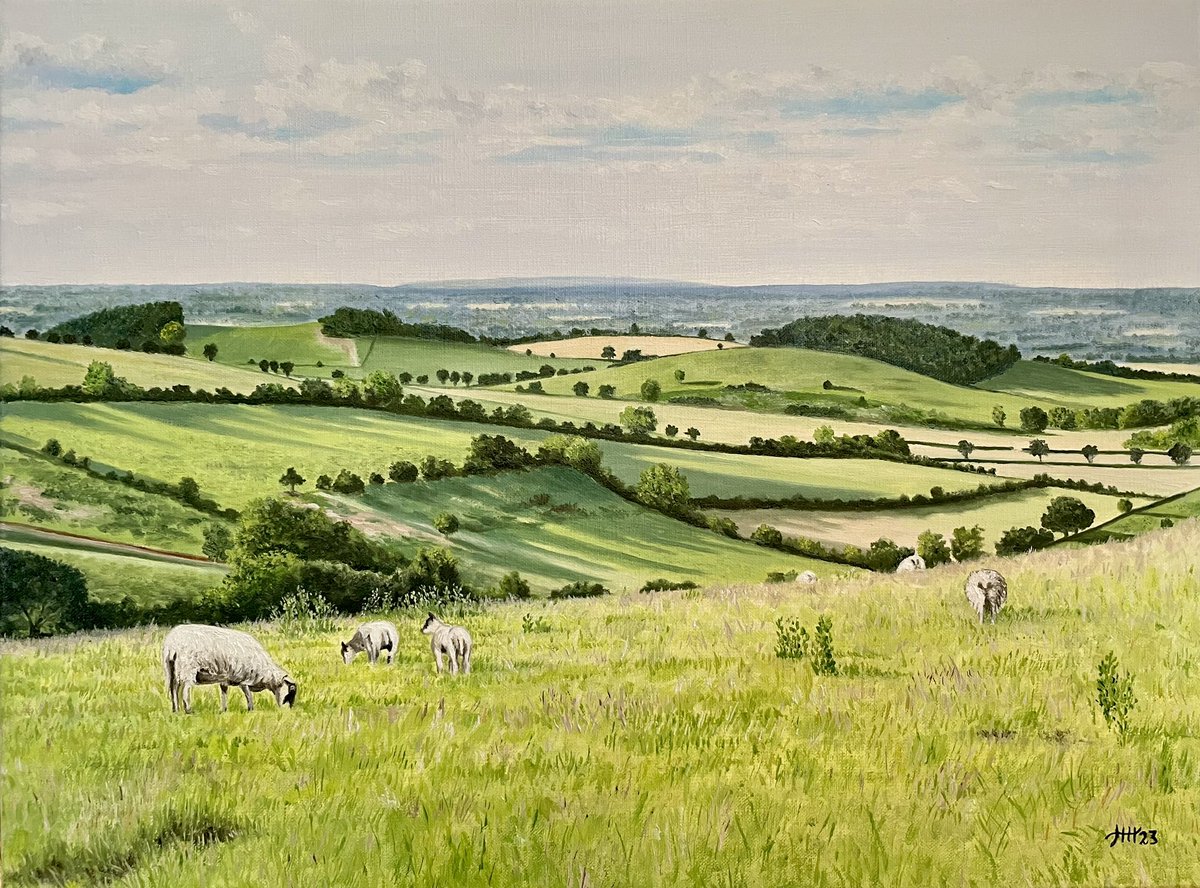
[1034,353,1200,385]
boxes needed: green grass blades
[3,523,1200,886]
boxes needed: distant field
[354,336,597,381]
[984,360,1200,407]
[0,338,285,394]
[711,488,1152,551]
[186,322,352,372]
[1,539,223,606]
[1074,487,1200,544]
[0,448,221,554]
[326,466,838,593]
[511,335,743,359]
[954,460,1199,497]
[0,402,549,510]
[1116,361,1200,376]
[5,526,1200,886]
[597,447,1014,500]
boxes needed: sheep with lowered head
[896,554,926,572]
[795,570,818,585]
[964,569,1008,624]
[163,624,296,713]
[341,620,399,665]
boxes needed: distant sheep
[896,554,926,572]
[341,620,399,665]
[421,613,472,675]
[965,569,1008,624]
[795,570,818,585]
[163,624,296,714]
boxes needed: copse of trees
[751,314,1021,385]
[1040,496,1096,537]
[1034,353,1200,385]
[47,301,184,350]
[995,525,1055,556]
[0,548,92,637]
[318,307,476,342]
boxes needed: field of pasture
[185,322,353,372]
[1074,487,1200,545]
[4,523,1199,887]
[356,336,597,380]
[511,334,742,359]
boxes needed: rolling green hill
[983,360,1200,407]
[0,337,287,394]
[1073,486,1200,544]
[325,466,840,592]
[185,322,352,373]
[353,336,598,381]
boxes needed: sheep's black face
[340,641,352,664]
[283,681,297,707]
[421,613,437,634]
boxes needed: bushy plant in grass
[811,615,838,676]
[775,617,808,660]
[995,525,1055,556]
[272,587,338,636]
[202,523,233,561]
[917,530,952,567]
[498,571,531,600]
[433,512,460,535]
[550,581,609,599]
[766,570,798,583]
[521,613,551,634]
[640,578,699,593]
[750,524,784,547]
[1096,651,1136,739]
[388,460,419,483]
[951,525,985,562]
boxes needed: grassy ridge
[354,336,597,380]
[1073,487,1200,544]
[711,487,1152,551]
[0,338,282,394]
[4,525,1199,886]
[985,360,1200,407]
[324,466,838,593]
[185,322,351,372]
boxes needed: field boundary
[0,521,221,567]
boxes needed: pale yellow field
[509,335,744,359]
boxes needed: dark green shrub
[550,581,608,599]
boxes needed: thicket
[751,314,1021,384]
[46,301,184,351]
[318,307,477,342]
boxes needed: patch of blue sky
[18,66,162,94]
[780,88,963,120]
[1018,88,1143,109]
[199,110,356,141]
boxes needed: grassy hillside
[326,466,837,592]
[512,334,742,359]
[1073,487,1200,544]
[0,448,223,554]
[2,540,223,606]
[4,526,1199,886]
[712,487,1152,551]
[0,338,285,394]
[354,336,596,381]
[186,322,352,373]
[985,360,1200,407]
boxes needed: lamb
[896,554,926,572]
[162,624,296,714]
[795,570,818,585]
[341,620,399,665]
[421,613,472,675]
[964,569,1008,624]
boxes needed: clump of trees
[752,314,1020,384]
[47,301,184,351]
[318,307,476,342]
[0,548,92,637]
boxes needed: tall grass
[3,523,1199,886]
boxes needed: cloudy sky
[1,1,1197,286]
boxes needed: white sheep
[964,569,1008,624]
[795,570,818,585]
[421,613,472,675]
[896,554,926,572]
[162,624,296,714]
[341,620,399,665]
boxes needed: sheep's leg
[219,684,229,712]
[242,686,255,711]
[181,682,193,714]
[434,649,444,674]
[449,650,459,675]
[462,645,471,675]
[368,643,378,665]
[386,648,394,665]
[167,677,178,713]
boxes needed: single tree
[620,405,658,435]
[279,466,306,494]
[62,333,78,344]
[450,371,461,386]
[82,360,119,395]
[177,477,202,506]
[462,371,474,386]
[1019,406,1049,433]
[398,371,414,385]
[364,370,404,406]
[724,333,735,343]
[1168,442,1193,466]
[992,405,1007,428]
[42,438,63,457]
[159,321,186,347]
[1117,498,1133,514]
[957,439,976,460]
[25,329,40,339]
[750,524,783,547]
[573,380,590,397]
[635,464,691,515]
[601,345,617,360]
[315,474,333,491]
[331,470,365,494]
[1129,447,1145,465]
[950,525,985,562]
[685,427,700,441]
[697,327,708,338]
[436,369,450,385]
[813,425,836,445]
[598,384,616,399]
[433,512,460,535]
[259,359,270,373]
[0,548,92,637]
[280,361,295,378]
[369,472,385,485]
[917,530,952,567]
[629,323,641,335]
[388,460,419,483]
[1081,444,1099,464]
[416,374,429,384]
[640,379,662,402]
[1040,496,1096,537]
[203,343,219,362]
[664,424,679,437]
[674,369,686,382]
[202,523,233,561]
[268,360,279,373]
[1026,439,1050,462]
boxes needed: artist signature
[1106,825,1159,847]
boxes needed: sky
[1,1,1197,287]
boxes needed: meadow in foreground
[4,522,1199,887]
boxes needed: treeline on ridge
[1035,354,1200,385]
[47,301,184,350]
[318,307,477,342]
[751,314,1021,385]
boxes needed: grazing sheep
[896,554,926,572]
[341,620,399,665]
[965,569,1008,624]
[421,613,472,675]
[795,570,818,585]
[163,624,296,714]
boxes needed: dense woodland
[318,307,478,342]
[46,300,184,351]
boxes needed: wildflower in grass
[1096,651,1136,738]
[273,587,338,636]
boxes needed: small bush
[272,588,338,636]
[775,617,808,660]
[433,512,460,535]
[1096,651,1136,738]
[766,570,798,583]
[550,581,608,599]
[811,615,838,676]
[498,571,531,599]
[639,578,699,593]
